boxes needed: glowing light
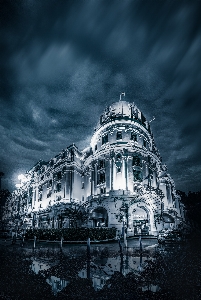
[18,174,27,182]
[16,183,22,188]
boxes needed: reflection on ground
[46,276,69,295]
[31,260,69,294]
[1,237,200,299]
[29,238,159,294]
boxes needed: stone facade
[3,100,185,236]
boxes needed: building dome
[95,100,148,131]
[90,99,152,156]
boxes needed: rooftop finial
[120,92,125,101]
[149,116,155,123]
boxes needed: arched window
[102,134,108,145]
[132,155,141,167]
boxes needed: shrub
[25,227,116,241]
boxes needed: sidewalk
[0,235,157,246]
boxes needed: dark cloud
[0,0,201,192]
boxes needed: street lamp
[122,216,127,248]
[15,183,22,188]
[18,174,26,181]
[15,174,28,188]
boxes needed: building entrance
[133,220,149,235]
[132,206,149,235]
[90,207,108,227]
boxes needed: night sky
[1,0,201,193]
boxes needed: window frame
[116,131,122,140]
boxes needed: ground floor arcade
[8,195,179,237]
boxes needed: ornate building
[3,99,185,236]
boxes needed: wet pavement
[0,237,201,299]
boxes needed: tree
[0,189,10,201]
[0,171,4,190]
[63,204,88,228]
[50,203,89,228]
[177,190,201,232]
[0,189,11,231]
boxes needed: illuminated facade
[3,99,185,236]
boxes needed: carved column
[91,168,94,196]
[122,158,126,190]
[65,173,67,200]
[125,157,128,190]
[69,170,73,201]
[113,158,116,190]
[149,209,157,236]
[94,163,97,195]
[109,159,112,191]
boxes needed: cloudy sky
[1,0,201,193]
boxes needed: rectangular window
[57,171,62,180]
[102,134,108,145]
[141,113,146,125]
[98,160,105,169]
[143,140,147,148]
[131,132,137,141]
[133,185,138,192]
[62,151,66,159]
[116,131,122,140]
[56,182,61,192]
[100,115,103,124]
[100,187,106,194]
[70,149,74,161]
[38,193,42,201]
[117,166,121,173]
[132,155,141,167]
[47,190,52,198]
[97,171,105,184]
[29,188,33,204]
[134,109,138,119]
[56,195,61,201]
[38,185,43,192]
[47,179,52,188]
[95,144,97,151]
[100,172,105,183]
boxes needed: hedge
[25,227,117,241]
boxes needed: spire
[119,92,125,101]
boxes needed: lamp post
[174,211,178,229]
[122,216,127,248]
[120,201,129,233]
[157,188,164,230]
[16,174,28,189]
